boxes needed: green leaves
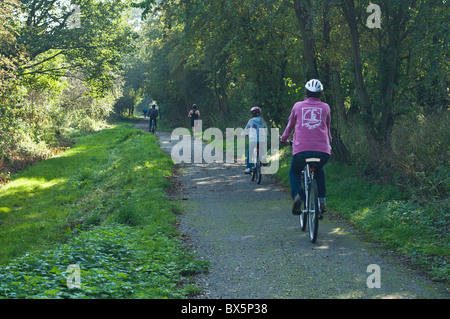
[0,224,208,299]
[0,124,210,298]
[15,0,135,94]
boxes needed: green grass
[0,123,209,298]
[274,149,449,283]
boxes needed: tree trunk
[292,0,319,80]
[322,5,352,163]
[341,0,385,169]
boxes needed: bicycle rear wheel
[250,149,257,181]
[256,161,262,184]
[307,179,319,243]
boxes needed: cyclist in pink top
[281,79,332,216]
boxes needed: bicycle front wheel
[307,179,319,243]
[299,170,307,231]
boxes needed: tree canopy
[1,0,448,196]
[132,0,448,173]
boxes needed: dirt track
[135,121,448,299]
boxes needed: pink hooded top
[281,97,332,155]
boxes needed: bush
[0,77,116,180]
[392,112,449,199]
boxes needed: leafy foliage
[0,225,208,299]
[17,0,135,92]
[0,124,209,298]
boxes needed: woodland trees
[132,0,447,195]
[0,0,134,178]
[1,0,448,197]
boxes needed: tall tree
[292,0,319,80]
[339,0,439,170]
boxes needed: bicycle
[281,140,322,243]
[299,157,322,243]
[250,143,262,184]
[149,118,157,133]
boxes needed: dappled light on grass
[0,124,209,297]
[133,161,159,172]
[4,177,68,192]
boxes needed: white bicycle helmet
[305,79,323,92]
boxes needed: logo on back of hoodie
[302,107,322,130]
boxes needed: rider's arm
[326,109,332,144]
[281,106,296,143]
[241,119,252,136]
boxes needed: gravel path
[135,122,448,299]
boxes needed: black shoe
[292,195,302,215]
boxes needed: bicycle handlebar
[280,139,293,147]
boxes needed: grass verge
[274,147,449,284]
[0,123,209,298]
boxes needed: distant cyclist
[280,79,332,215]
[148,104,158,132]
[241,106,268,174]
[188,104,200,136]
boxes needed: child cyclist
[241,107,268,174]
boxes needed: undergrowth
[0,123,209,298]
[0,225,208,299]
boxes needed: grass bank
[0,123,208,298]
[274,147,449,284]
